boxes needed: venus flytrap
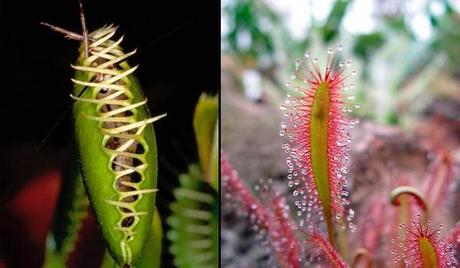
[193,93,218,188]
[166,94,218,268]
[71,27,164,265]
[167,165,218,268]
[42,5,165,266]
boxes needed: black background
[0,0,219,267]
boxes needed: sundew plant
[221,47,460,267]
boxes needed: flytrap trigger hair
[42,1,166,265]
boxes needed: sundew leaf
[167,165,218,268]
[280,47,357,246]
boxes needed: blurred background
[221,0,460,266]
[0,0,218,267]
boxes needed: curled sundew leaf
[390,186,429,224]
[392,217,457,268]
[280,47,357,245]
[167,165,218,268]
[351,248,372,268]
[193,93,218,186]
[221,153,301,268]
[101,207,163,268]
[389,182,429,266]
[43,162,88,268]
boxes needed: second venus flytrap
[280,46,358,247]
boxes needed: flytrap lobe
[280,46,358,245]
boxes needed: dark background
[0,0,219,267]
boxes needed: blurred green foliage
[352,33,385,62]
[225,0,277,66]
[322,0,351,42]
[223,0,460,125]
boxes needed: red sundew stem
[307,230,348,268]
[271,194,302,268]
[446,222,460,248]
[221,153,270,230]
[360,197,385,257]
[423,153,453,210]
[221,153,301,268]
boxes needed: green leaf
[43,162,89,268]
[193,93,218,185]
[167,165,218,268]
[322,0,351,43]
[352,32,385,61]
